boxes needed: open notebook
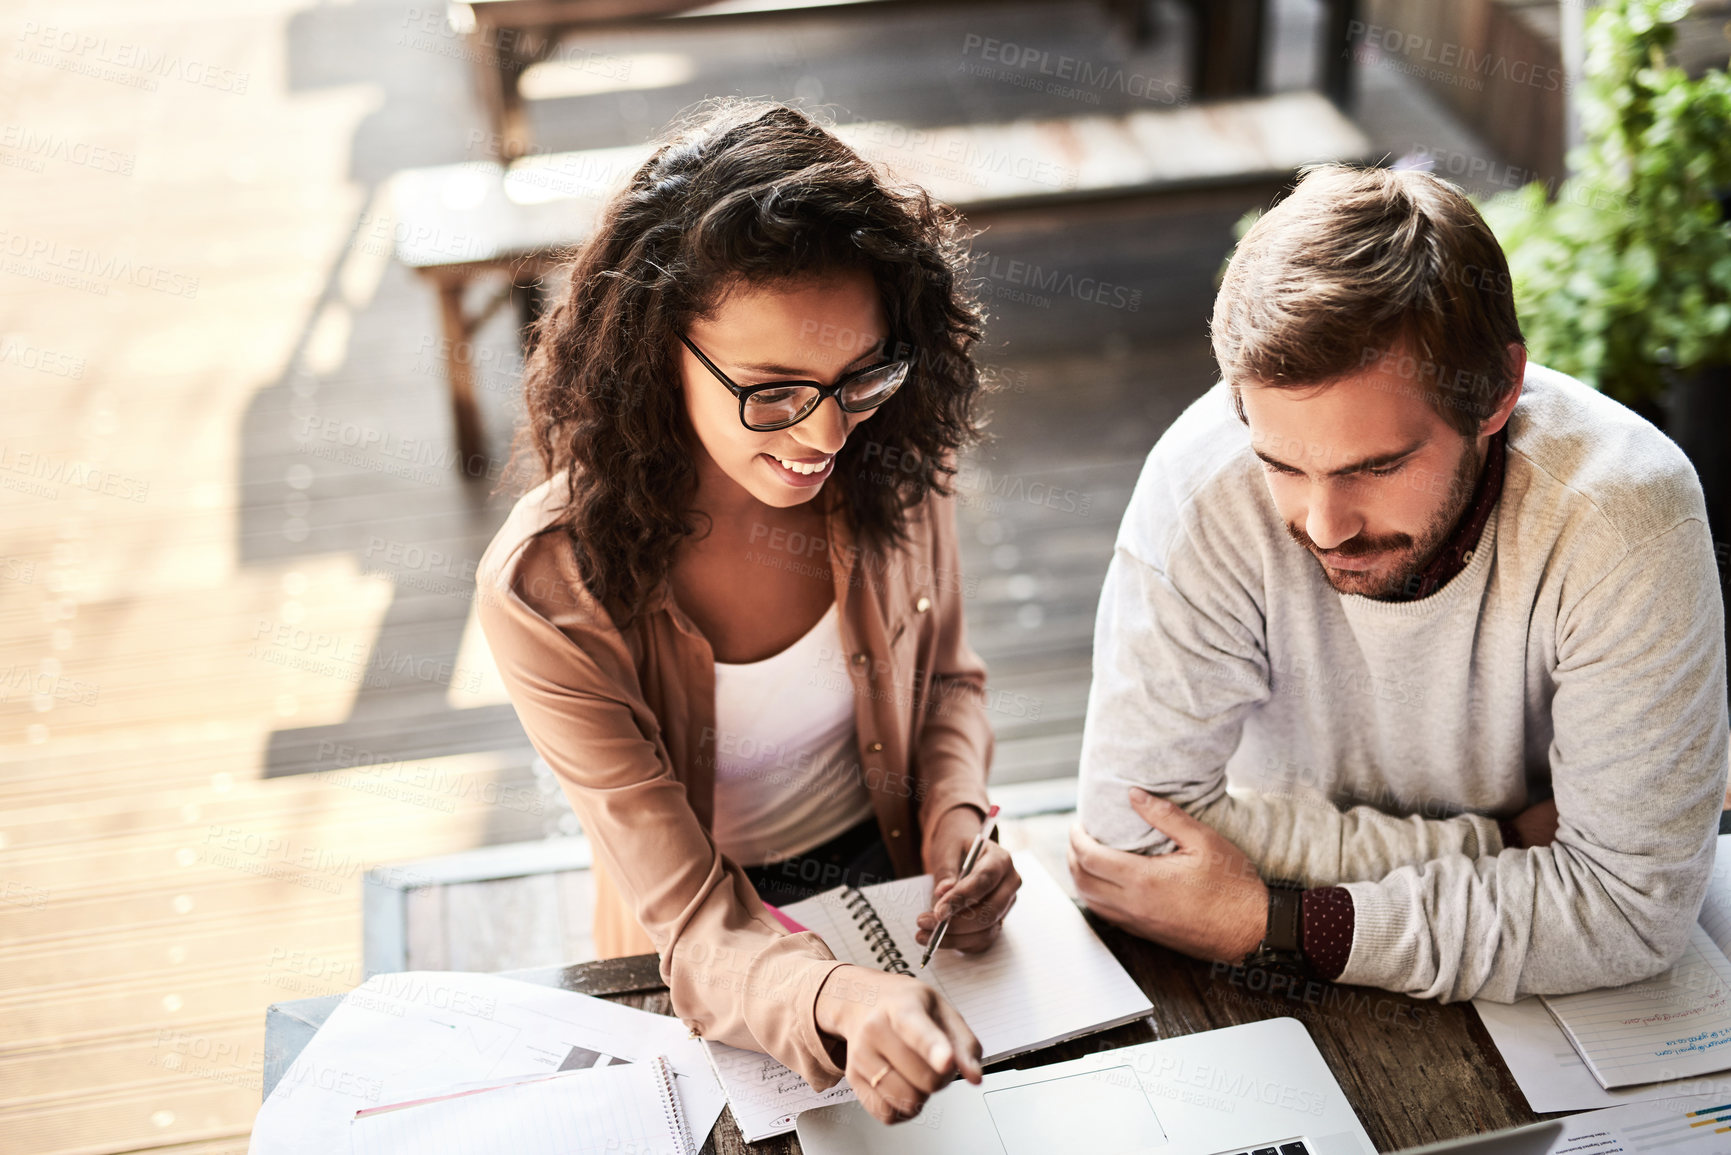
[1541,847,1731,1089]
[348,1056,695,1155]
[704,851,1153,1141]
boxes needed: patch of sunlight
[446,597,510,709]
[519,51,696,101]
[337,190,391,308]
[245,558,397,728]
[301,300,351,376]
[503,142,650,205]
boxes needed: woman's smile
[762,451,835,486]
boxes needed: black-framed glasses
[678,333,910,432]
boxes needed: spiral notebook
[704,852,1153,1141]
[348,1054,696,1154]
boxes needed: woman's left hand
[914,807,1021,954]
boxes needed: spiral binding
[843,886,913,976]
[651,1055,695,1155]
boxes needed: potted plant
[1480,0,1730,651]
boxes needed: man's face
[1238,361,1485,599]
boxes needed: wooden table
[263,915,1543,1153]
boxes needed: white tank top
[709,602,876,866]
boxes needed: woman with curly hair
[476,100,1019,1125]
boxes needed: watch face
[1267,885,1305,954]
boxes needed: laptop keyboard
[1220,1142,1310,1155]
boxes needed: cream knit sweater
[1078,365,1729,1001]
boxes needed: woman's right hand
[813,964,983,1124]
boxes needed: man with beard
[1070,165,1728,1001]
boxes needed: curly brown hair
[512,100,988,625]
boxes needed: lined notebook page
[1541,924,1731,1089]
[348,1060,690,1155]
[706,852,1152,1140]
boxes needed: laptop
[795,1017,1563,1155]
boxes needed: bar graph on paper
[1606,1099,1731,1152]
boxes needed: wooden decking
[0,1,1497,1152]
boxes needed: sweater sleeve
[1077,542,1507,883]
[476,556,850,1089]
[1339,518,1728,1001]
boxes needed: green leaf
[1477,0,1731,398]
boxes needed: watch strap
[1240,881,1306,970]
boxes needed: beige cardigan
[476,477,993,1090]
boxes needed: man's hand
[1511,798,1559,848]
[813,965,983,1124]
[1068,788,1268,963]
[914,807,1021,954]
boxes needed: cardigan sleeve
[475,534,851,1089]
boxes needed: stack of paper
[248,972,725,1154]
[1477,835,1731,1111]
[1551,1093,1731,1154]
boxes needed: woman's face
[680,269,888,510]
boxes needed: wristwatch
[1239,882,1307,971]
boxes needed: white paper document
[1477,836,1731,1110]
[1475,996,1731,1113]
[249,971,724,1155]
[1542,925,1731,1088]
[349,1057,695,1155]
[1548,1093,1731,1153]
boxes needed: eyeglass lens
[742,363,907,429]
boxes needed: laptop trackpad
[984,1066,1167,1155]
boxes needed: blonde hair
[1212,165,1524,435]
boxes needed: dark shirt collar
[1384,431,1506,602]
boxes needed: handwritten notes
[702,1044,859,1141]
[1544,925,1731,1088]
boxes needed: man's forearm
[1293,814,1533,983]
[1188,788,1506,888]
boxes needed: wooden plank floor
[0,1,1505,1152]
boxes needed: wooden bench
[384,91,1371,472]
[361,833,598,975]
[452,0,1366,161]
[382,141,652,473]
[450,0,1158,162]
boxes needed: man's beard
[1285,439,1485,599]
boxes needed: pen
[919,804,1000,969]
